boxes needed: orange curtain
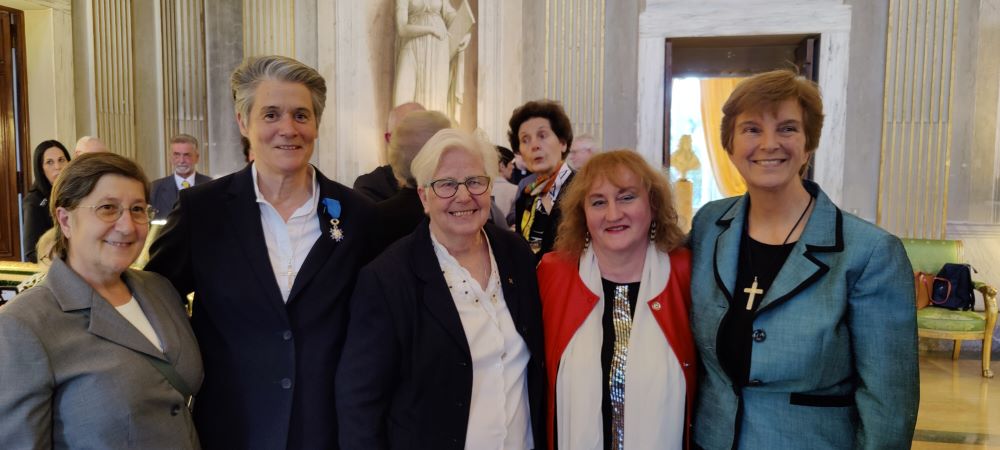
[699,77,747,197]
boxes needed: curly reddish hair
[554,149,684,259]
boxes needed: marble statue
[393,0,474,123]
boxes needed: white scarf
[555,242,685,450]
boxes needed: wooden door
[0,6,29,261]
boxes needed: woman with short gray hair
[337,129,546,449]
[146,55,374,449]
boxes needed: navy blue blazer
[146,164,374,449]
[336,220,546,449]
[688,181,919,449]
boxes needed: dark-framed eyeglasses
[78,203,157,224]
[427,176,491,198]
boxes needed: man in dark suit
[149,134,212,220]
[352,101,424,201]
[146,55,374,449]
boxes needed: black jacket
[21,189,51,263]
[353,165,400,202]
[336,220,546,449]
[146,164,374,449]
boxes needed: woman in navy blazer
[336,129,546,449]
[688,70,918,449]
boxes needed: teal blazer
[688,181,918,449]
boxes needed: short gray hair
[388,111,452,188]
[231,55,327,128]
[169,133,199,151]
[411,129,499,189]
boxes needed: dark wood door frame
[0,5,30,261]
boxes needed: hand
[456,34,471,52]
[431,21,448,40]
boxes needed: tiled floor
[913,350,1000,449]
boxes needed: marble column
[204,0,244,177]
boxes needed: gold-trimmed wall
[544,0,605,138]
[877,0,959,239]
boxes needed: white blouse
[430,230,534,450]
[115,297,163,352]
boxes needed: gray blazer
[150,172,213,220]
[0,258,203,449]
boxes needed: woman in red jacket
[537,150,696,450]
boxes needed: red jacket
[536,247,696,450]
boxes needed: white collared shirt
[252,164,321,302]
[430,230,534,450]
[174,173,197,190]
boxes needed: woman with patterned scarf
[508,100,575,259]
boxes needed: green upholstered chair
[903,239,998,378]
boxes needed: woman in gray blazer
[688,70,918,449]
[0,152,202,449]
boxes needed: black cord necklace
[741,194,814,311]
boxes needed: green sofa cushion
[917,307,986,332]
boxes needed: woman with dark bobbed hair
[22,140,70,262]
[508,99,575,258]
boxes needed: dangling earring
[584,231,591,248]
[649,221,657,241]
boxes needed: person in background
[0,152,202,449]
[538,150,695,450]
[688,69,918,449]
[16,228,57,293]
[372,109,452,253]
[354,102,426,202]
[146,55,374,449]
[509,99,575,258]
[337,129,545,449]
[149,134,213,220]
[22,140,70,262]
[509,153,532,185]
[567,133,601,171]
[493,145,519,224]
[73,135,108,156]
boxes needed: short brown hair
[507,100,573,155]
[555,149,685,259]
[50,152,150,260]
[720,70,824,172]
[169,133,199,150]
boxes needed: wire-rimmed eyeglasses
[427,176,491,198]
[78,203,158,224]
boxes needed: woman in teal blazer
[688,70,918,449]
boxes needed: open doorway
[0,5,29,261]
[664,35,818,213]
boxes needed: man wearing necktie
[150,134,213,220]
